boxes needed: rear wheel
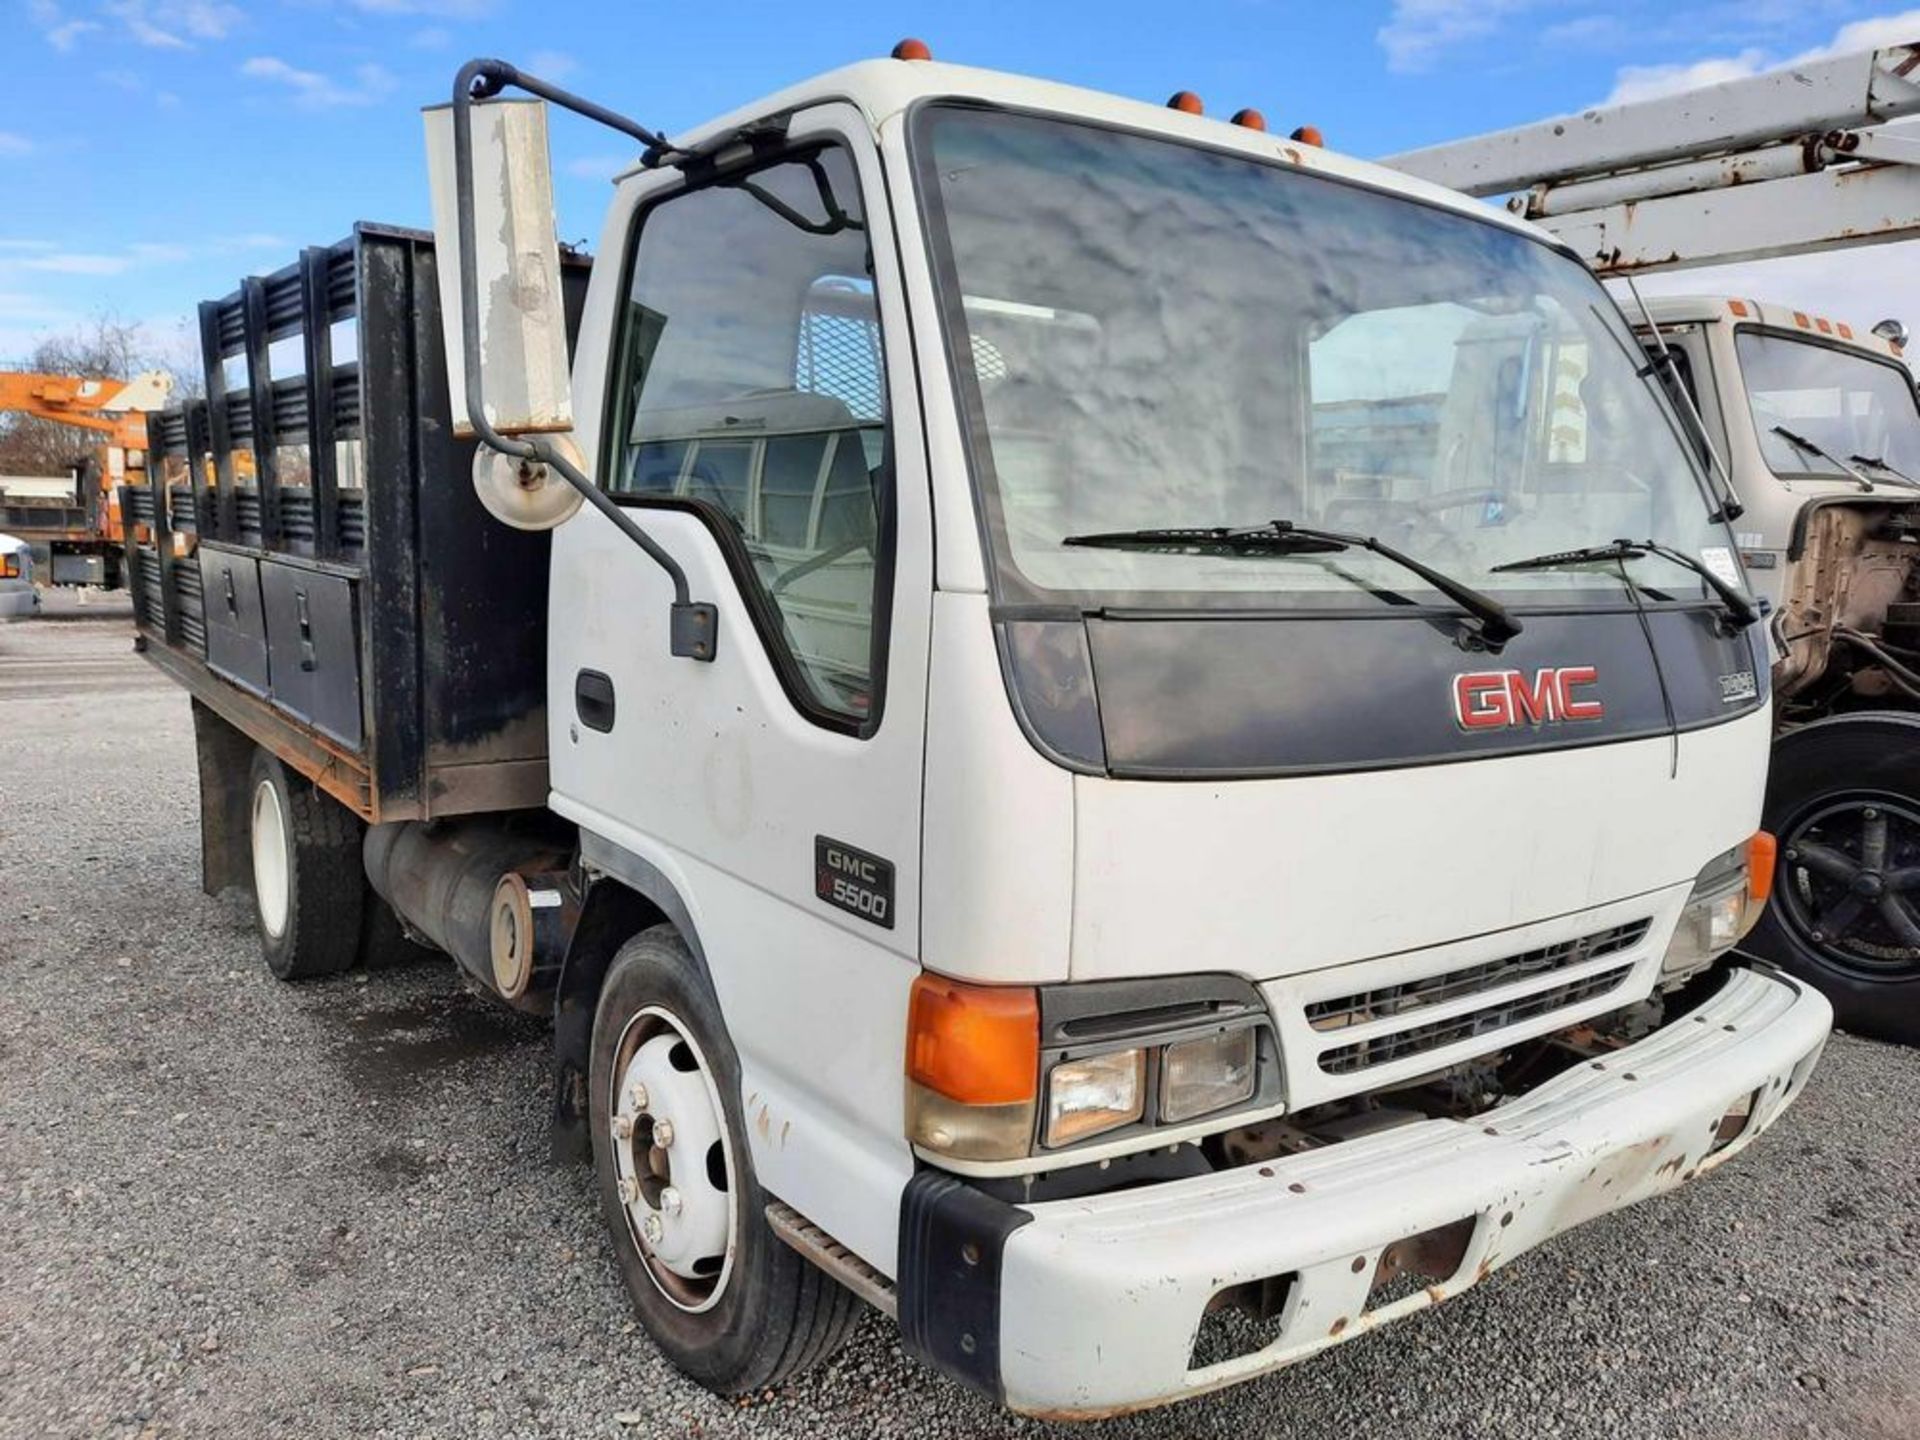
[1746,713,1920,1045]
[247,750,363,981]
[588,926,859,1392]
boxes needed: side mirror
[425,59,716,660]
[424,94,584,533]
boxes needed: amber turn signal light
[907,973,1038,1104]
[1747,831,1777,905]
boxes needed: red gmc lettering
[1453,667,1605,730]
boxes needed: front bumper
[902,966,1830,1418]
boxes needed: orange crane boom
[0,369,175,450]
[0,368,175,587]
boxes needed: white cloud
[27,0,101,50]
[49,17,102,48]
[564,154,634,182]
[0,134,32,157]
[1378,0,1544,73]
[1604,8,1920,104]
[1607,49,1770,104]
[347,0,494,15]
[18,253,134,276]
[526,49,578,81]
[239,56,397,109]
[106,0,243,49]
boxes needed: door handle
[575,669,616,732]
[295,589,316,672]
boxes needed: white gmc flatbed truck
[121,45,1832,1418]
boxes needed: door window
[606,146,889,729]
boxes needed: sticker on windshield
[1699,546,1742,588]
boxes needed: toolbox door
[198,547,270,696]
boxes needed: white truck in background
[1389,38,1920,1045]
[121,45,1830,1416]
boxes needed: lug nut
[660,1186,683,1216]
[1785,847,1799,861]
[642,1213,664,1246]
[1864,807,1879,820]
[652,1119,675,1150]
[629,1083,649,1110]
[618,1176,641,1204]
[613,1114,634,1141]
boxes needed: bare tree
[0,313,201,477]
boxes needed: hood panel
[1069,704,1770,982]
[1082,609,1764,778]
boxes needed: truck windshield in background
[912,106,1732,611]
[1739,329,1920,484]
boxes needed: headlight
[905,972,1277,1163]
[1161,1027,1257,1123]
[1662,832,1774,983]
[1045,1049,1145,1146]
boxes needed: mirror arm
[451,57,716,662]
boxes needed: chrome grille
[1305,919,1651,1033]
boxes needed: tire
[588,926,860,1393]
[358,891,439,971]
[246,750,364,981]
[1746,712,1920,1045]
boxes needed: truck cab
[1629,296,1920,1043]
[127,52,1832,1418]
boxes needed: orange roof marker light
[891,38,932,61]
[1167,90,1204,115]
[1727,299,1751,318]
[1291,124,1325,146]
[1230,108,1268,132]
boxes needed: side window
[606,147,887,727]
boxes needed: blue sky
[3,0,1918,369]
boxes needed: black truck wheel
[588,926,859,1393]
[247,750,364,981]
[1746,712,1920,1045]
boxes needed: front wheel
[1745,713,1920,1045]
[588,926,859,1392]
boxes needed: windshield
[913,106,1733,611]
[1738,329,1920,482]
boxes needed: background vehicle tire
[588,925,860,1393]
[247,749,363,981]
[1746,712,1920,1045]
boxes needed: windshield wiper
[1062,520,1521,643]
[1491,539,1759,628]
[1773,426,1875,492]
[1849,453,1920,490]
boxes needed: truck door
[550,108,930,1250]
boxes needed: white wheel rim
[250,777,290,941]
[607,1005,738,1313]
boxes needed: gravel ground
[2,605,1917,1440]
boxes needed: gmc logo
[1453,667,1604,730]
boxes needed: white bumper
[995,966,1830,1417]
